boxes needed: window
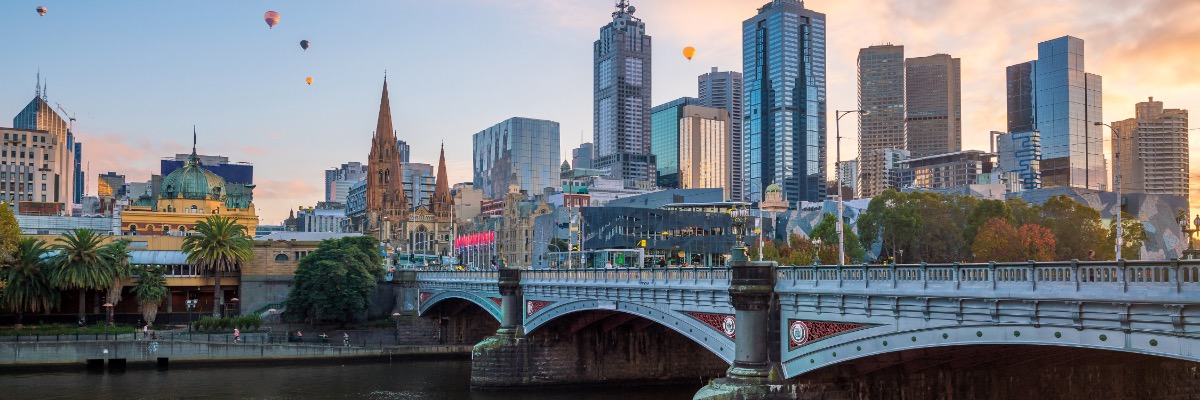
[274,254,289,262]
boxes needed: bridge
[407,255,1200,398]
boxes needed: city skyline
[2,0,1197,222]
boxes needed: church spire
[432,142,453,218]
[366,75,408,240]
[188,126,201,166]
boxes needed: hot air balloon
[264,11,280,29]
[682,46,696,61]
[36,6,47,16]
[305,77,313,85]
[300,40,310,51]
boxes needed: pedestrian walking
[143,324,149,339]
[233,328,241,344]
[342,332,350,347]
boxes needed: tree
[0,238,59,326]
[1039,195,1107,260]
[102,240,133,326]
[857,190,920,262]
[1018,224,1057,262]
[1108,211,1148,260]
[963,199,1012,248]
[810,213,865,263]
[0,202,20,264]
[283,236,383,325]
[182,215,253,317]
[51,229,115,323]
[547,238,568,253]
[971,218,1023,262]
[132,265,168,328]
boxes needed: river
[3,359,703,399]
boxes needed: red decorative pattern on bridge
[419,292,431,306]
[788,320,869,349]
[526,300,553,317]
[490,297,503,308]
[685,312,736,339]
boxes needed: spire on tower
[35,68,41,99]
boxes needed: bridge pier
[696,247,796,400]
[470,267,525,388]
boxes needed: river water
[4,360,702,399]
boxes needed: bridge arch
[525,299,736,363]
[782,322,1200,378]
[418,290,502,323]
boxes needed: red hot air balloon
[300,40,310,51]
[36,6,47,16]
[264,11,280,29]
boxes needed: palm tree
[182,215,252,317]
[0,238,60,327]
[102,240,133,326]
[51,228,115,324]
[132,265,168,329]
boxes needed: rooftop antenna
[35,68,41,99]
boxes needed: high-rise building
[1112,97,1189,197]
[73,142,83,203]
[1006,36,1105,190]
[857,44,906,198]
[837,159,858,199]
[594,0,655,184]
[678,105,732,199]
[324,162,367,203]
[904,150,993,190]
[161,154,253,186]
[396,139,411,163]
[403,162,435,208]
[743,0,827,205]
[13,86,78,206]
[859,148,910,196]
[572,143,594,170]
[0,128,61,206]
[650,97,700,188]
[97,172,125,199]
[996,130,1042,191]
[698,67,745,200]
[472,117,561,199]
[906,53,962,158]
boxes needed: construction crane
[54,102,76,132]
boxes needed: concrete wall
[0,340,469,366]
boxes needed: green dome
[161,153,227,201]
[765,183,782,193]
[133,193,155,207]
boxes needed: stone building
[364,78,409,247]
[399,145,455,259]
[240,232,361,315]
[497,185,552,268]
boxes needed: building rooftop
[255,231,362,242]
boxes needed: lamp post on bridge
[835,109,868,265]
[1095,122,1123,260]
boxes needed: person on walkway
[343,332,350,347]
[143,324,149,339]
[233,328,241,344]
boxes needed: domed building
[121,138,258,236]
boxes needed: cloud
[252,179,321,224]
[81,132,178,189]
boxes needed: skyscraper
[743,0,827,205]
[396,139,411,163]
[678,105,732,199]
[472,117,561,199]
[324,162,367,203]
[996,130,1042,191]
[73,142,83,203]
[857,44,906,198]
[594,0,655,185]
[906,53,962,158]
[572,143,594,170]
[1007,36,1105,190]
[1112,97,1189,198]
[698,67,744,200]
[13,82,77,206]
[650,97,699,188]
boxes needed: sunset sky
[1,0,1197,224]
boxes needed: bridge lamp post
[186,299,197,333]
[1095,122,1123,260]
[835,109,868,265]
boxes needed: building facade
[906,53,962,158]
[996,130,1042,191]
[837,159,858,199]
[594,0,656,184]
[743,0,827,204]
[12,93,78,207]
[324,161,367,203]
[296,206,347,233]
[698,67,745,201]
[1006,36,1105,190]
[472,117,561,200]
[160,153,253,188]
[396,139,411,164]
[1112,97,1189,197]
[0,128,61,205]
[650,97,699,188]
[364,78,409,245]
[571,143,594,170]
[903,150,994,190]
[403,162,435,209]
[678,106,732,199]
[859,148,911,195]
[857,44,907,198]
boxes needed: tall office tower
[857,44,906,198]
[906,53,962,158]
[97,172,126,199]
[1007,36,1105,190]
[678,105,732,199]
[73,142,83,203]
[12,80,77,206]
[0,128,61,205]
[572,143,594,170]
[594,0,655,185]
[698,67,744,200]
[859,148,911,196]
[650,97,700,188]
[996,130,1042,191]
[324,162,368,203]
[1112,97,1189,197]
[743,0,827,204]
[472,117,561,199]
[396,139,411,163]
[837,159,858,199]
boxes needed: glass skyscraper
[650,97,699,188]
[1006,36,1105,190]
[698,67,744,200]
[13,93,77,206]
[472,117,561,199]
[743,0,826,204]
[594,0,655,185]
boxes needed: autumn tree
[971,218,1023,262]
[1018,223,1057,261]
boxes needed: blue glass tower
[472,117,561,199]
[743,0,826,205]
[1006,36,1104,190]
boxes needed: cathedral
[364,78,454,258]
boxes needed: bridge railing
[777,259,1200,299]
[522,267,731,287]
[414,270,498,282]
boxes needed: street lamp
[102,303,113,333]
[230,298,240,316]
[186,299,198,333]
[835,109,869,265]
[1095,122,1123,260]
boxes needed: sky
[2,0,1198,224]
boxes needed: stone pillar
[497,267,524,337]
[695,246,795,399]
[394,270,418,316]
[470,267,524,388]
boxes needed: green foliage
[1109,211,1148,260]
[809,213,865,263]
[101,239,133,324]
[963,200,1013,248]
[1038,195,1109,261]
[971,218,1057,262]
[748,234,841,266]
[133,265,169,328]
[51,229,115,320]
[547,238,569,252]
[282,236,383,325]
[0,238,59,324]
[0,323,135,336]
[0,202,20,263]
[192,314,263,332]
[182,215,253,317]
[857,190,972,263]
